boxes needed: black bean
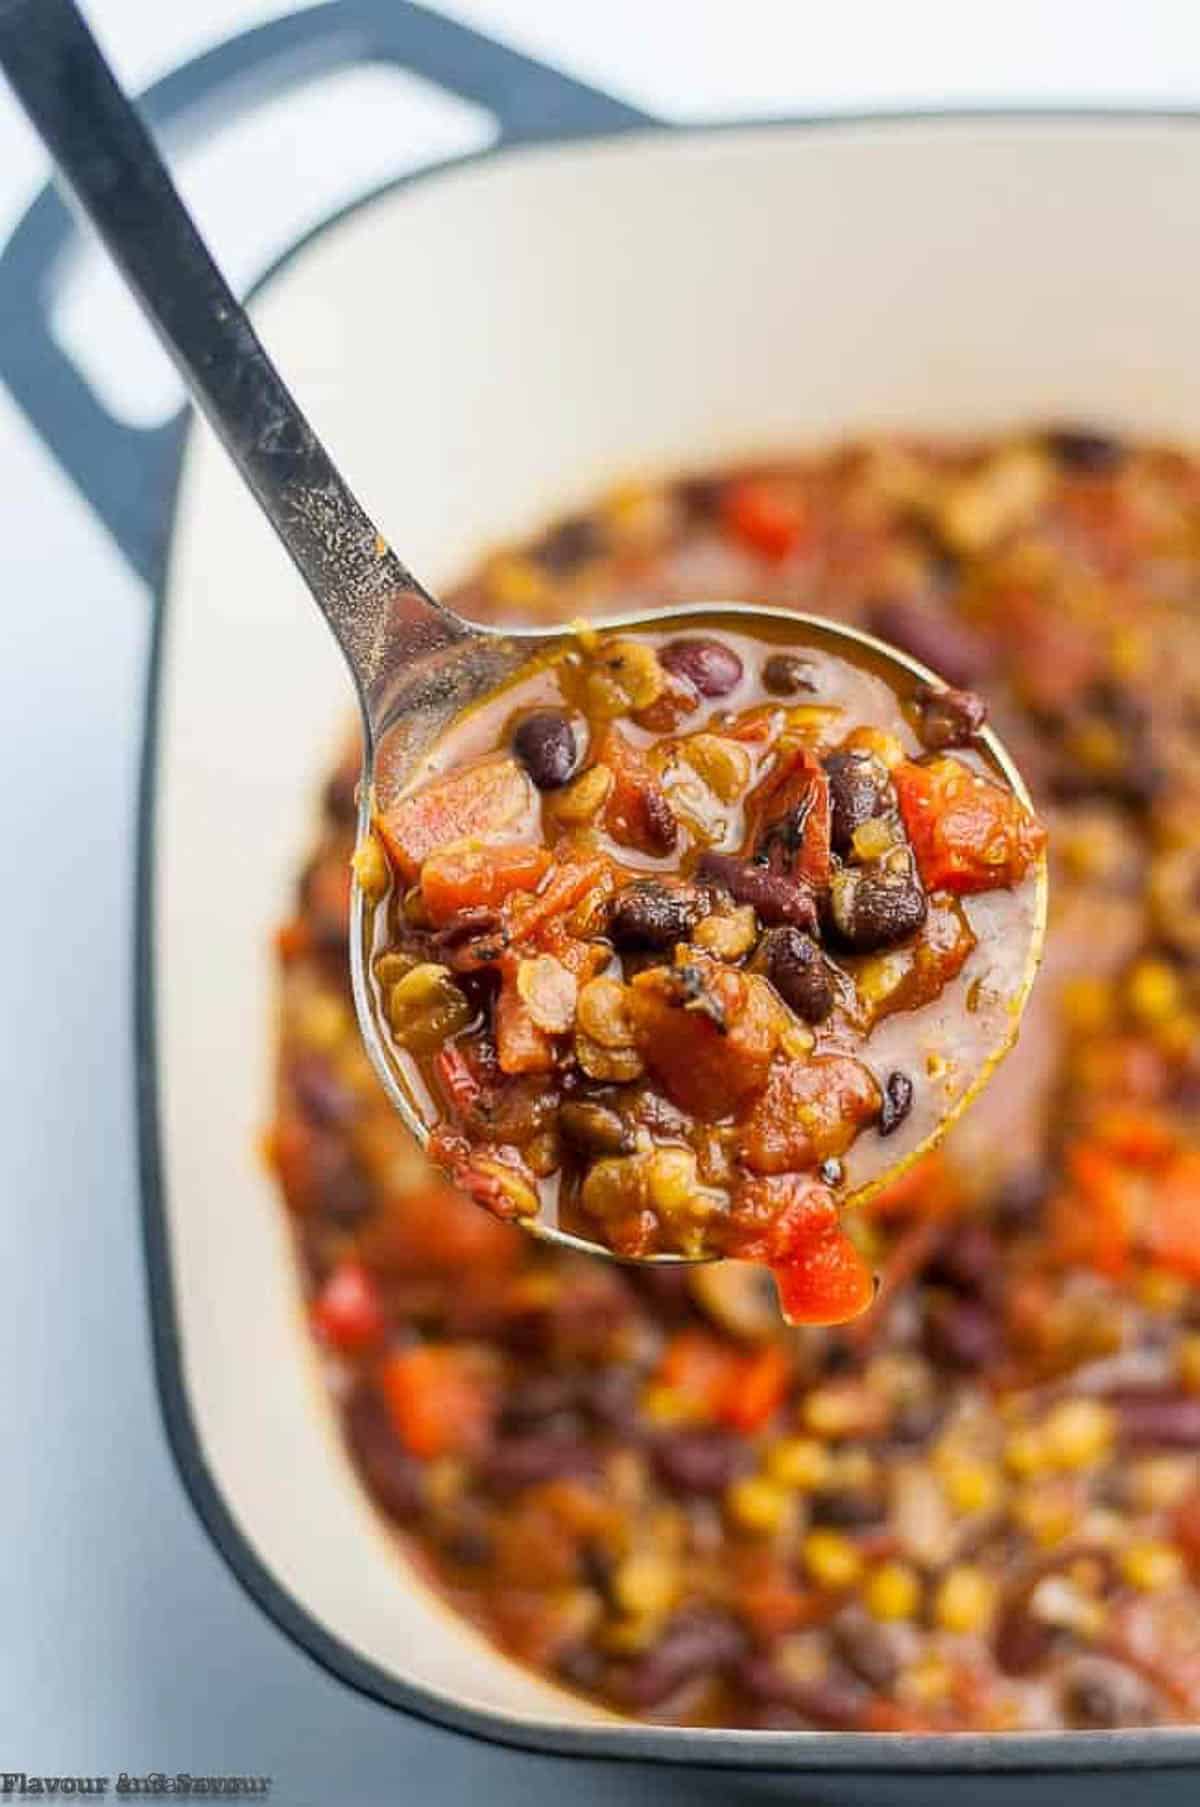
[928,1221,998,1292]
[1110,1390,1200,1447]
[761,652,817,696]
[558,1099,635,1157]
[533,513,605,572]
[737,1656,863,1728]
[923,1297,1000,1371]
[823,749,889,855]
[290,1054,358,1128]
[658,636,744,698]
[878,1070,914,1137]
[623,1613,747,1708]
[868,596,992,689]
[440,1521,494,1567]
[1061,1659,1154,1729]
[483,1434,601,1492]
[676,475,723,519]
[511,710,581,790]
[652,1429,754,1495]
[323,763,359,825]
[832,1609,901,1689]
[311,1139,374,1227]
[810,1488,887,1529]
[608,880,704,951]
[697,853,819,932]
[764,925,836,1023]
[1045,425,1127,474]
[344,1385,422,1523]
[913,683,988,752]
[828,859,927,952]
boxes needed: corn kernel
[1061,976,1113,1035]
[802,1384,880,1440]
[680,734,751,804]
[351,832,388,901]
[1042,1398,1115,1471]
[644,1147,702,1216]
[1012,1482,1079,1549]
[1005,1427,1050,1477]
[765,1437,834,1492]
[802,1529,864,1590]
[693,905,758,961]
[612,1553,678,1618]
[933,1565,995,1634]
[1136,1268,1189,1314]
[487,553,548,611]
[553,762,613,824]
[1129,1456,1196,1513]
[727,1476,794,1536]
[640,1384,701,1426]
[904,1655,953,1707]
[1127,958,1181,1026]
[1178,1333,1200,1395]
[865,1561,922,1622]
[1119,1540,1185,1593]
[943,1460,1004,1518]
[844,725,905,770]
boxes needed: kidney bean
[828,859,927,952]
[823,749,889,854]
[1110,1390,1200,1447]
[697,853,819,931]
[833,1608,901,1689]
[344,1385,423,1523]
[608,880,705,951]
[922,1297,1000,1370]
[761,651,817,696]
[878,1070,914,1137]
[483,1434,601,1492]
[624,1613,747,1708]
[512,710,581,790]
[652,1428,754,1495]
[913,683,988,751]
[1045,425,1127,474]
[659,637,744,698]
[992,1596,1055,1677]
[868,596,992,689]
[764,926,836,1023]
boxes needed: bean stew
[269,431,1200,1731]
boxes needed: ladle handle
[0,0,462,708]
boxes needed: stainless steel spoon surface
[0,0,1046,1264]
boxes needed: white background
[2,5,1200,1801]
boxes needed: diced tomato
[744,743,831,886]
[721,477,809,562]
[1050,1142,1131,1277]
[276,916,311,963]
[893,756,1046,896]
[1145,1150,1200,1281]
[739,1055,882,1176]
[376,755,535,882]
[629,958,778,1119]
[503,856,614,946]
[420,841,550,925]
[723,1342,792,1433]
[311,1259,385,1354]
[773,1227,876,1327]
[494,958,555,1075]
[656,1330,791,1432]
[595,727,678,856]
[379,1344,494,1459]
[658,1330,743,1416]
[726,1173,840,1263]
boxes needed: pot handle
[0,0,651,585]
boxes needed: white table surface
[3,5,1200,1802]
